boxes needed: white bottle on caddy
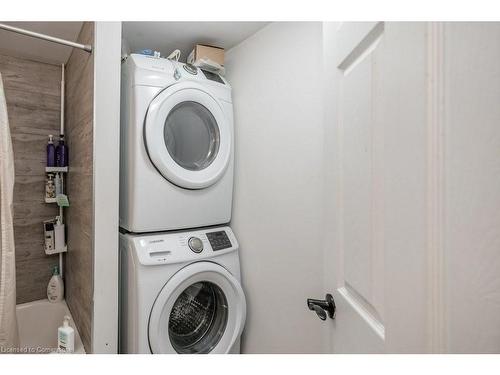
[58,315,75,353]
[47,265,64,303]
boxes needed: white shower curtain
[0,72,19,351]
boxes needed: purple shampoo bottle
[47,135,56,167]
[56,134,68,167]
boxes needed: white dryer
[119,226,246,354]
[120,54,234,232]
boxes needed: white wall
[225,22,326,353]
[92,21,121,354]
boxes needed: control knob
[188,237,204,253]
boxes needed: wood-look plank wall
[64,21,94,353]
[0,54,61,304]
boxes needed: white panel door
[322,21,500,354]
[322,22,429,353]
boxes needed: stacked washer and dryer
[119,54,246,354]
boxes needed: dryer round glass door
[164,101,220,172]
[144,82,231,189]
[148,262,246,354]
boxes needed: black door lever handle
[307,293,336,320]
[309,303,327,320]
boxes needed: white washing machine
[120,54,234,232]
[119,226,246,354]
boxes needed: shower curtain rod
[0,23,92,53]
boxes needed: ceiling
[122,22,269,62]
[0,22,83,65]
[0,22,268,66]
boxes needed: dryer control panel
[127,226,238,266]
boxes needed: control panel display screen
[206,231,232,251]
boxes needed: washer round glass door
[148,262,246,354]
[144,82,231,189]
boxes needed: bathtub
[16,299,85,354]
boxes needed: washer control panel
[206,231,232,251]
[129,226,238,265]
